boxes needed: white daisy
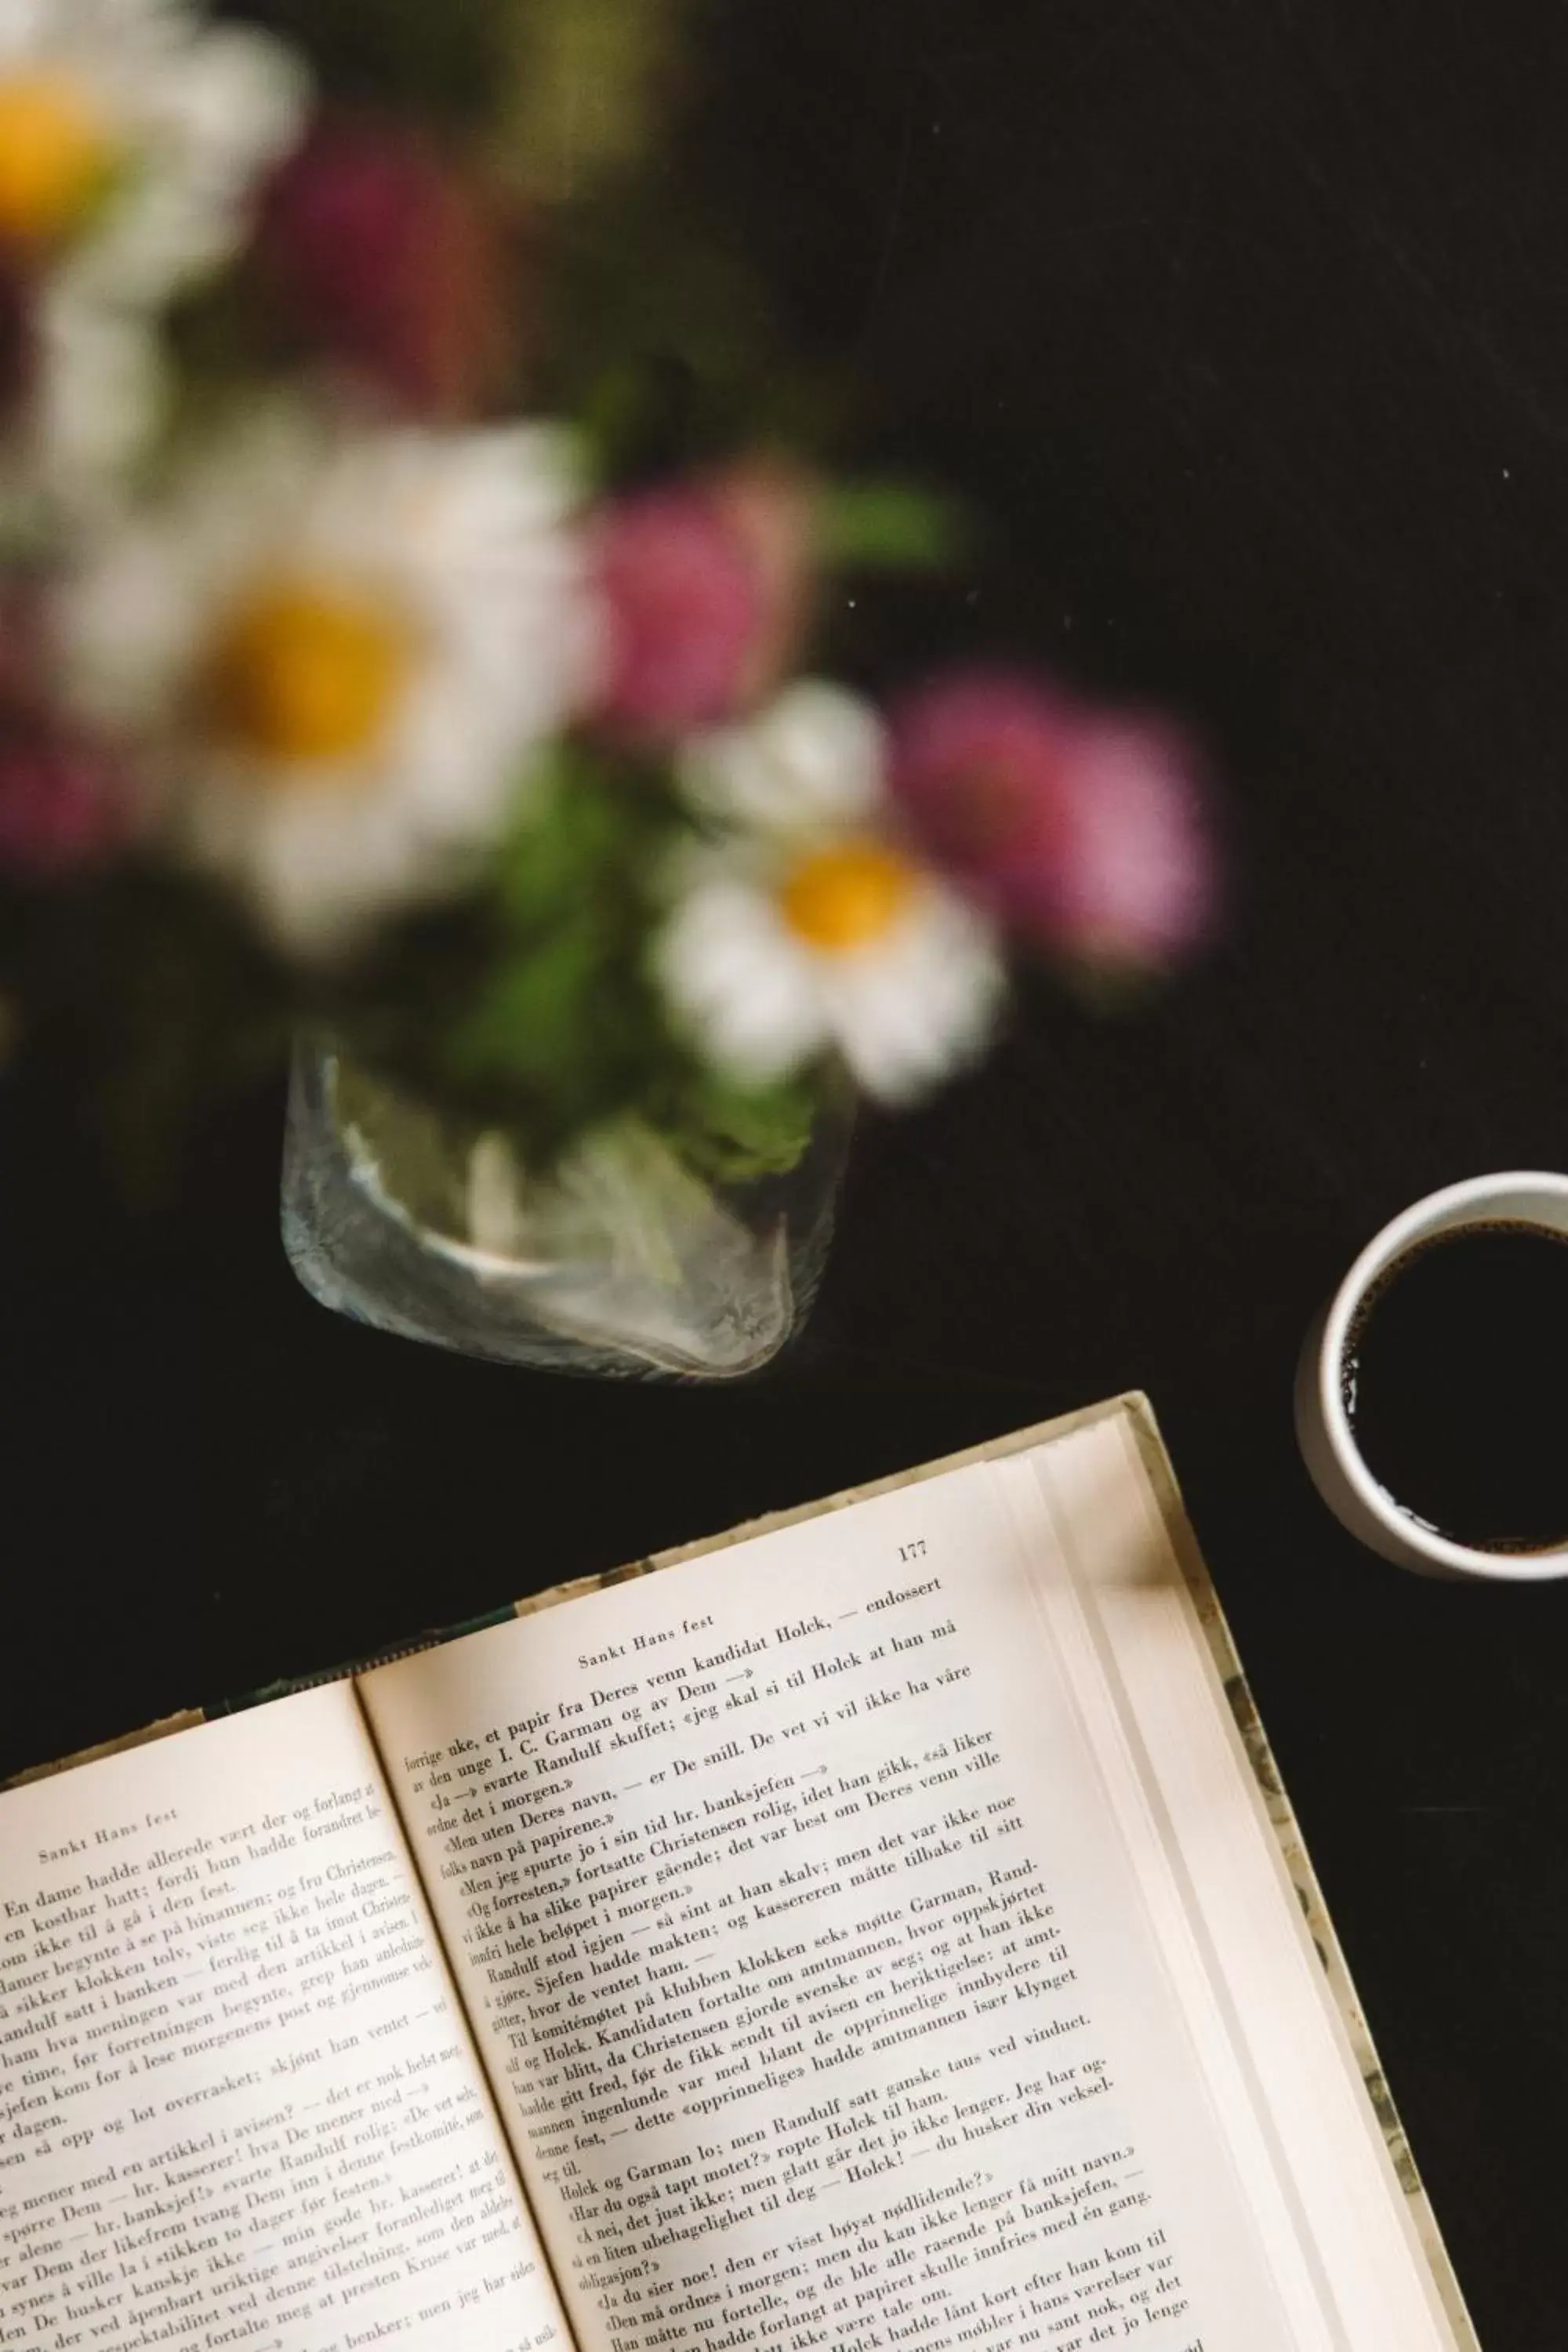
[0,0,307,485]
[659,680,1004,1104]
[58,410,602,953]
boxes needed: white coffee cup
[1295,1171,1568,1581]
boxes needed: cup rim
[1316,1170,1568,1583]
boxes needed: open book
[0,1396,1477,2352]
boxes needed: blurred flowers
[0,0,305,487]
[0,587,132,873]
[0,0,1225,1229]
[590,485,763,742]
[0,719,129,874]
[257,117,515,418]
[888,670,1217,971]
[59,414,597,950]
[661,682,1003,1102]
[589,462,816,743]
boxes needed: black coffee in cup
[1341,1220,1568,1553]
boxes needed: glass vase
[280,1040,849,1378]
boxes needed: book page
[995,1416,1462,2352]
[361,1457,1312,2352]
[0,1683,568,2352]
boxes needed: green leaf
[818,481,971,573]
[648,1064,825,1185]
[491,744,633,928]
[445,920,608,1090]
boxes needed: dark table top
[2,5,1564,2346]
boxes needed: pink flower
[588,487,766,742]
[887,670,1218,967]
[706,456,818,702]
[1048,715,1218,966]
[258,118,514,418]
[0,589,133,876]
[0,726,131,877]
[588,464,821,743]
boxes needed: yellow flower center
[205,579,415,770]
[0,73,113,250]
[779,838,917,952]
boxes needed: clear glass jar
[281,1039,849,1378]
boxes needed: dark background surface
[2,3,1565,2344]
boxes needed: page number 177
[898,1538,927,1562]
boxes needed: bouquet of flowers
[0,0,1218,1372]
